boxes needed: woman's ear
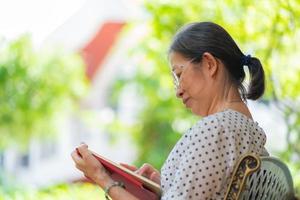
[202,52,218,78]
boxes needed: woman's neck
[207,84,244,115]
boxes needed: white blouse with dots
[160,109,269,200]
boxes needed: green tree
[0,183,104,200]
[0,35,88,149]
[111,0,300,193]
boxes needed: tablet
[76,148,162,200]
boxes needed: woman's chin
[190,106,204,117]
[184,99,191,108]
[185,102,203,116]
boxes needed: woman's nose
[176,87,184,98]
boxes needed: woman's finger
[75,163,84,171]
[136,163,153,177]
[77,144,92,160]
[71,150,84,165]
[84,174,93,181]
[150,172,161,184]
[120,163,138,171]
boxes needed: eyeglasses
[172,70,180,90]
[171,58,196,90]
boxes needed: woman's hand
[120,163,161,185]
[71,143,113,188]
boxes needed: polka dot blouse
[160,109,269,200]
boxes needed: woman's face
[169,51,217,116]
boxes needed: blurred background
[0,0,299,199]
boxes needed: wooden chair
[224,153,296,200]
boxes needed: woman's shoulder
[198,109,258,125]
[190,108,262,137]
[187,111,226,139]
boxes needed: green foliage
[111,0,300,193]
[0,183,104,200]
[0,35,88,149]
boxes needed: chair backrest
[225,154,295,200]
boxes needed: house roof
[81,22,126,80]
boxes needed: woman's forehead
[169,52,188,70]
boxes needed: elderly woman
[71,22,269,200]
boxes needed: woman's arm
[71,144,139,200]
[95,177,140,200]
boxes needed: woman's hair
[169,21,265,101]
